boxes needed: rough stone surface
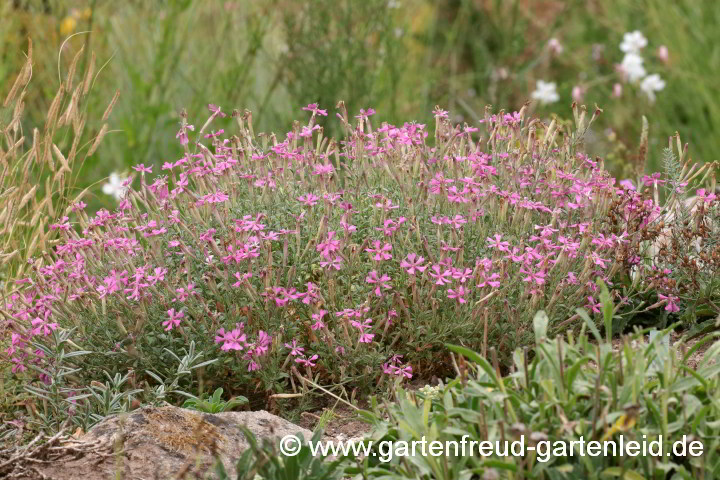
[33,405,312,479]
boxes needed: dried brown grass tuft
[1,39,114,289]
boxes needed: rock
[34,405,312,480]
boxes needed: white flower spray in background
[531,30,666,105]
[617,30,665,102]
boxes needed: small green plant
[144,340,219,406]
[182,387,248,414]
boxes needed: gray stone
[34,405,312,479]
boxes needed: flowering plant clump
[3,101,718,409]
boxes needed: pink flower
[11,357,26,373]
[31,310,58,336]
[317,231,340,259]
[572,85,585,102]
[365,271,392,296]
[297,193,319,206]
[401,253,426,275]
[382,355,413,379]
[355,108,376,120]
[477,272,501,289]
[300,125,321,138]
[215,325,247,351]
[174,283,197,302]
[71,201,87,212]
[376,218,405,236]
[319,256,344,270]
[350,318,375,344]
[295,354,319,368]
[658,294,680,313]
[302,103,328,116]
[612,83,623,98]
[520,268,546,286]
[311,310,327,330]
[365,241,392,261]
[432,107,449,118]
[176,124,194,145]
[284,339,305,356]
[697,188,717,204]
[447,286,468,304]
[232,271,253,287]
[163,308,184,331]
[586,296,602,314]
[642,173,666,187]
[619,179,636,191]
[429,264,452,286]
[197,191,229,206]
[591,253,610,269]
[487,234,510,252]
[208,103,228,118]
[451,268,473,283]
[133,164,153,174]
[313,164,335,176]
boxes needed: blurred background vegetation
[2,0,719,213]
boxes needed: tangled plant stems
[4,101,720,413]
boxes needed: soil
[296,403,373,441]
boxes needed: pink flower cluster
[6,102,712,396]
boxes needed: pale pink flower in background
[612,83,623,98]
[547,37,563,55]
[657,45,669,63]
[571,85,585,102]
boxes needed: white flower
[620,30,648,54]
[102,172,129,201]
[640,74,665,102]
[620,53,646,83]
[531,80,559,105]
[387,0,401,7]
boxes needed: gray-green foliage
[351,319,720,478]
[211,300,720,479]
[19,328,142,433]
[217,428,347,480]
